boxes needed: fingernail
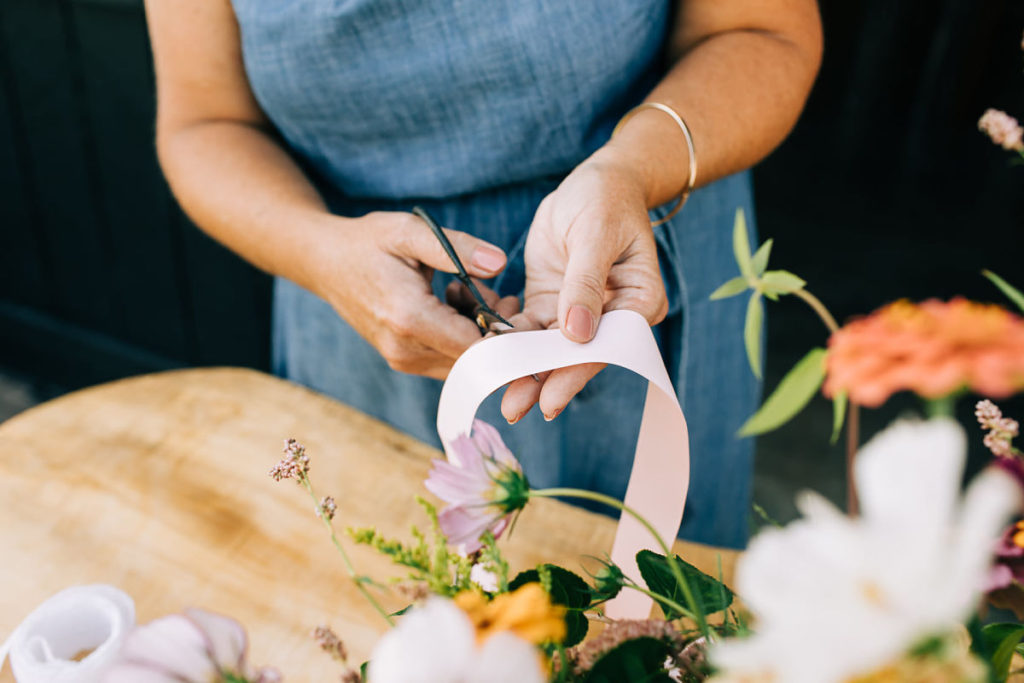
[566,306,595,341]
[471,245,506,273]
[506,410,525,425]
[543,408,563,422]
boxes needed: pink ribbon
[437,310,690,618]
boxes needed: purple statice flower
[425,420,529,552]
[269,438,309,482]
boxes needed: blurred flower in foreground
[368,585,563,683]
[709,418,1022,683]
[979,108,1024,152]
[986,520,1024,618]
[454,583,565,646]
[104,608,280,683]
[425,420,529,552]
[824,298,1024,407]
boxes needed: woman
[145,0,822,548]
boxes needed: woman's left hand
[500,150,668,423]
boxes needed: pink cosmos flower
[425,420,529,552]
[103,608,280,683]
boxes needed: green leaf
[760,270,806,295]
[982,622,1024,681]
[581,637,674,683]
[984,270,1024,314]
[751,239,773,276]
[744,293,764,379]
[738,348,828,437]
[733,209,754,279]
[635,549,734,620]
[510,565,590,647]
[710,276,749,301]
[388,604,412,617]
[831,390,847,444]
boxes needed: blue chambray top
[232,0,668,199]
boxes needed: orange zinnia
[823,298,1024,407]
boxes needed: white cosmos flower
[103,608,280,683]
[470,564,500,593]
[368,598,543,683]
[711,418,1022,683]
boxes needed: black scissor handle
[412,206,514,333]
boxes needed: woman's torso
[231,0,670,201]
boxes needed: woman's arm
[145,0,515,379]
[604,0,824,206]
[502,0,823,421]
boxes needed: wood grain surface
[0,368,735,681]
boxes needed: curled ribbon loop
[437,310,690,618]
[0,585,135,682]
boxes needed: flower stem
[846,403,860,516]
[622,582,696,622]
[300,477,395,626]
[792,287,839,334]
[791,287,862,516]
[925,395,957,418]
[529,487,709,637]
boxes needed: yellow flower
[455,583,566,646]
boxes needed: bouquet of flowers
[113,216,1024,680]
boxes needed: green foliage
[590,560,625,602]
[581,637,675,683]
[510,565,591,647]
[478,532,510,593]
[636,550,734,621]
[760,270,806,298]
[750,238,773,277]
[982,623,1024,682]
[831,390,847,444]
[744,293,764,379]
[346,497,475,597]
[751,502,783,530]
[714,208,823,386]
[733,209,754,279]
[737,347,828,437]
[983,270,1024,314]
[709,276,748,301]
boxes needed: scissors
[412,206,514,336]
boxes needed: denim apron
[232,0,760,548]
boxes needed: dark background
[1,0,1022,521]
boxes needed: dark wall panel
[179,219,272,369]
[0,0,121,333]
[0,13,47,311]
[70,2,193,359]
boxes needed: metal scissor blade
[412,206,514,334]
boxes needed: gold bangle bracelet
[611,102,698,227]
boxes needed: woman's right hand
[313,211,519,380]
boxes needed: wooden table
[0,368,736,681]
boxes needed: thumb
[558,243,613,343]
[394,214,507,278]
